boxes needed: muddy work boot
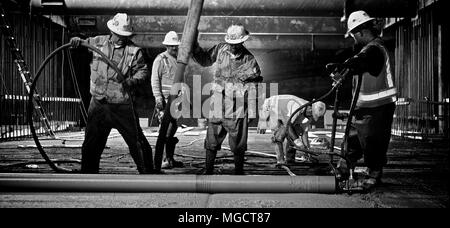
[161,137,184,169]
[233,152,245,175]
[161,158,184,169]
[335,159,351,180]
[361,168,383,190]
[203,149,217,175]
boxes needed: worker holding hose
[331,11,397,189]
[69,13,155,174]
[150,31,184,170]
[192,24,263,175]
[259,95,326,166]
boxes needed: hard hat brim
[225,35,249,44]
[107,20,133,37]
[162,41,181,46]
[345,17,375,38]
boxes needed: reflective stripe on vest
[358,87,397,102]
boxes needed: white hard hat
[312,101,326,121]
[162,31,181,46]
[346,10,375,37]
[107,13,133,36]
[224,24,249,44]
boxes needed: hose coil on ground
[27,43,124,172]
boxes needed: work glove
[157,110,165,123]
[330,68,350,87]
[155,97,166,111]
[70,37,84,48]
[293,138,307,149]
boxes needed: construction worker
[332,11,397,189]
[70,13,154,174]
[192,24,262,175]
[151,31,184,170]
[259,95,326,166]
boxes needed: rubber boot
[204,149,217,175]
[336,158,351,180]
[233,152,245,175]
[274,142,285,167]
[131,142,150,174]
[285,147,297,165]
[162,137,183,169]
[139,135,156,174]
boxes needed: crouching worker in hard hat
[259,95,326,166]
[192,24,263,175]
[150,31,184,170]
[69,13,155,174]
[332,11,397,190]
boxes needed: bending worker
[70,13,154,174]
[259,95,326,166]
[192,24,263,175]
[151,31,184,170]
[332,11,397,189]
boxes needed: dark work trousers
[204,113,248,174]
[81,98,154,174]
[272,123,302,163]
[346,102,396,173]
[154,114,178,171]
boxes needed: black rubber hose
[284,76,343,150]
[340,74,363,157]
[284,68,359,178]
[27,43,124,173]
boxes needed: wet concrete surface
[0,128,448,208]
[0,192,373,208]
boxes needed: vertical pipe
[10,15,14,139]
[410,22,414,131]
[12,15,17,139]
[0,29,3,139]
[427,11,432,135]
[394,26,398,134]
[430,10,436,134]
[437,23,443,135]
[61,27,65,98]
[30,13,35,136]
[6,22,11,138]
[399,25,403,136]
[419,15,424,134]
[425,12,429,135]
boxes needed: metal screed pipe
[0,173,336,193]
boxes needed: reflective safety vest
[354,39,397,108]
[151,51,177,101]
[88,35,140,103]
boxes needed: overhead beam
[67,16,350,49]
[69,15,346,35]
[31,0,417,17]
[31,0,343,16]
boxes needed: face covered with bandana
[110,32,129,47]
[229,42,244,56]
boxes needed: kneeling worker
[259,95,326,166]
